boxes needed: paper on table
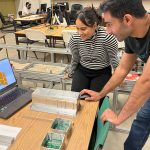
[0,124,22,147]
[0,145,8,150]
[0,124,22,139]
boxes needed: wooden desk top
[15,24,77,38]
[15,15,45,22]
[0,100,98,150]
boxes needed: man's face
[27,4,31,9]
[103,11,132,41]
[76,18,97,41]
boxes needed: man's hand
[80,89,101,101]
[101,109,121,126]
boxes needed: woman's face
[76,18,97,40]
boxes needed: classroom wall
[15,0,51,17]
[55,0,150,12]
[15,0,40,16]
[0,0,16,27]
[54,0,100,10]
[0,0,149,17]
[0,0,149,19]
[0,0,16,16]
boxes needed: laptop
[0,58,32,118]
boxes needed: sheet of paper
[0,124,22,147]
[0,124,22,139]
[0,145,8,150]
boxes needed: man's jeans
[124,98,150,150]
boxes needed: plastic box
[51,118,72,136]
[41,132,65,150]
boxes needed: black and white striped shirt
[68,26,119,76]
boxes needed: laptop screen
[0,58,17,92]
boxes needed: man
[22,2,32,16]
[81,0,150,149]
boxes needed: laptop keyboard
[0,88,28,110]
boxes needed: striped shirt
[68,26,119,77]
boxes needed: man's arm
[81,53,137,101]
[101,56,150,125]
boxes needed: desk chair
[0,33,8,58]
[18,11,23,17]
[0,12,14,31]
[62,29,76,62]
[62,29,76,47]
[25,29,50,61]
[13,21,31,32]
[60,30,77,88]
[62,29,77,62]
[70,4,83,24]
[94,96,110,150]
[16,36,35,60]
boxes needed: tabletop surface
[15,24,77,37]
[0,100,98,150]
[14,15,45,21]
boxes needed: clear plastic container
[41,132,65,150]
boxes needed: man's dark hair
[26,2,30,6]
[100,0,147,19]
[77,6,102,27]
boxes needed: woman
[64,7,119,149]
[64,7,119,93]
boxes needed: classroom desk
[14,15,45,22]
[14,24,76,46]
[14,15,46,32]
[14,24,76,59]
[0,100,98,150]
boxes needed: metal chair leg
[3,36,9,58]
[33,51,38,59]
[17,50,21,59]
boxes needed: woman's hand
[63,73,70,80]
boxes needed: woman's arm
[67,35,80,77]
[104,34,119,69]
